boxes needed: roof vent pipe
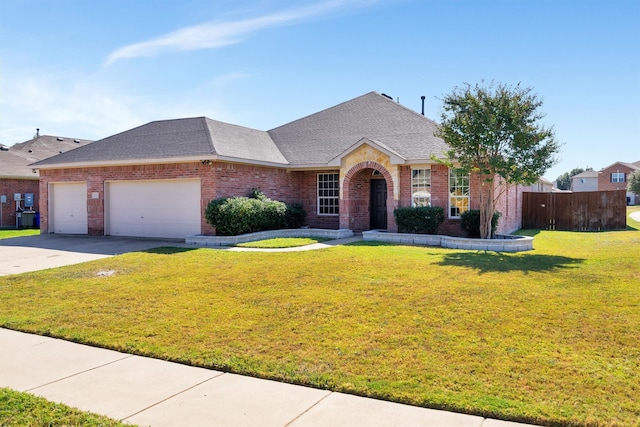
[421,96,425,116]
[36,128,40,138]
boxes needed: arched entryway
[370,172,387,229]
[340,162,396,232]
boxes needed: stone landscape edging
[362,230,534,252]
[185,228,533,252]
[186,228,354,246]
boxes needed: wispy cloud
[0,70,250,145]
[105,0,370,66]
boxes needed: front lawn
[235,237,330,248]
[0,216,638,426]
[0,229,40,239]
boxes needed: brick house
[32,92,524,239]
[598,160,640,205]
[0,134,91,228]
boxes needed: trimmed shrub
[284,202,307,229]
[394,206,444,234]
[460,209,501,238]
[204,191,306,235]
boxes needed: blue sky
[1,0,638,180]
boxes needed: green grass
[0,210,639,426]
[235,237,330,248]
[627,205,640,230]
[0,229,40,239]
[0,388,131,426]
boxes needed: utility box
[25,193,34,208]
[0,195,6,204]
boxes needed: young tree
[628,169,640,195]
[437,81,561,238]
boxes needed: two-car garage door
[106,179,201,239]
[49,179,201,239]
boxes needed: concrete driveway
[0,234,188,276]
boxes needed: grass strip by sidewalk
[0,214,639,426]
[0,388,132,426]
[235,237,330,248]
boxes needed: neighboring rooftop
[572,170,599,178]
[1,134,92,178]
[599,161,640,171]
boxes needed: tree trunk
[479,177,495,239]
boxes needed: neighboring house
[571,170,599,192]
[598,160,640,205]
[0,134,92,228]
[32,92,524,239]
[526,176,554,192]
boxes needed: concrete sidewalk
[0,328,538,427]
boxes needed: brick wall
[393,164,522,236]
[39,162,342,236]
[494,182,523,234]
[40,163,214,235]
[0,178,39,228]
[297,171,340,230]
[598,163,635,192]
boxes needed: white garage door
[50,182,88,234]
[106,179,201,239]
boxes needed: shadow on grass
[346,240,398,247]
[142,246,200,255]
[437,251,584,274]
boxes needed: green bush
[460,210,501,238]
[204,191,306,235]
[394,206,444,234]
[284,202,307,229]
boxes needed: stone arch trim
[340,161,398,232]
[343,161,393,188]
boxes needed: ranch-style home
[32,92,523,239]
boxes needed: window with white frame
[449,168,470,218]
[411,168,431,207]
[318,173,339,215]
[611,172,625,183]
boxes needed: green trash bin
[20,211,35,228]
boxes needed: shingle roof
[33,92,448,169]
[205,119,287,164]
[268,92,448,165]
[1,135,92,178]
[599,161,640,172]
[33,117,287,167]
[572,170,599,178]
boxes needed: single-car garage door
[49,182,88,234]
[106,179,201,239]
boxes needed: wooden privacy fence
[522,190,627,231]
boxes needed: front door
[370,179,387,229]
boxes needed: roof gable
[327,137,406,167]
[599,161,640,172]
[268,92,448,165]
